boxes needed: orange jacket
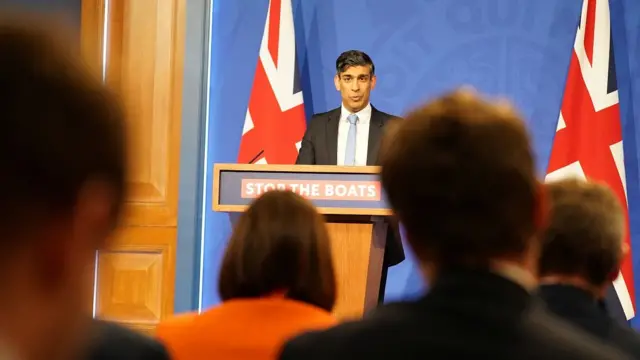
[156,298,336,360]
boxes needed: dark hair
[218,190,336,311]
[336,50,375,75]
[0,20,127,235]
[380,89,538,267]
[540,178,624,286]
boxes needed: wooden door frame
[80,0,106,77]
[79,0,211,316]
[171,0,213,314]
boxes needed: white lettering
[245,182,378,199]
[347,185,359,197]
[245,183,255,196]
[324,184,334,196]
[299,183,311,196]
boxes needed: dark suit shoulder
[311,107,340,119]
[538,285,640,356]
[370,106,401,121]
[609,325,640,357]
[374,110,400,121]
[525,305,630,359]
[88,320,170,360]
[279,300,630,360]
[303,108,340,132]
[279,319,374,359]
[280,301,438,359]
[311,106,401,121]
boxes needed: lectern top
[215,163,381,174]
[212,163,391,216]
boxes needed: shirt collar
[341,103,372,124]
[490,261,537,292]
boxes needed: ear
[74,180,118,250]
[602,239,628,283]
[370,74,377,90]
[608,241,629,282]
[334,74,340,91]
[621,241,630,258]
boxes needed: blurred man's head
[380,89,542,279]
[539,178,625,297]
[334,50,376,113]
[0,20,126,360]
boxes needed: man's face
[334,65,376,113]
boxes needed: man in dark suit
[538,179,640,356]
[280,90,628,359]
[0,20,133,360]
[296,50,404,301]
[85,320,170,360]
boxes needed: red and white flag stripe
[546,0,634,319]
[237,0,306,165]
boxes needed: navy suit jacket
[295,106,404,267]
[604,285,629,326]
[539,284,640,357]
[280,270,629,360]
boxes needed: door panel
[81,0,185,334]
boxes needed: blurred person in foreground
[538,178,640,356]
[85,320,169,360]
[279,89,629,359]
[0,18,168,360]
[156,190,337,359]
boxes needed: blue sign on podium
[212,163,391,215]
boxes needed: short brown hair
[380,90,538,266]
[218,191,336,311]
[0,20,126,236]
[540,178,624,285]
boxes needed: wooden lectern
[212,163,392,320]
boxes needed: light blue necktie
[344,113,358,166]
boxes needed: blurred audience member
[157,190,337,359]
[0,18,169,360]
[85,320,170,360]
[538,178,640,356]
[279,90,628,359]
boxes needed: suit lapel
[326,107,341,165]
[367,107,385,165]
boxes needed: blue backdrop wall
[199,0,640,325]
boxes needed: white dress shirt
[336,103,372,166]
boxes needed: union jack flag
[237,0,306,164]
[546,0,635,319]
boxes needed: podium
[212,163,392,319]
